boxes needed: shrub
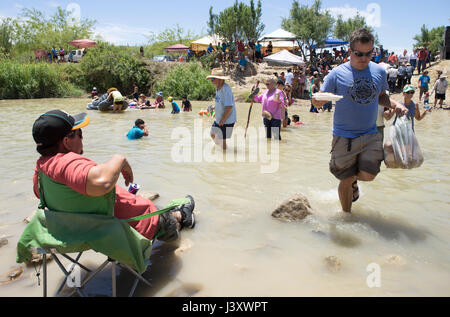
[0,59,84,99]
[80,42,152,96]
[154,63,216,101]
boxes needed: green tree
[12,7,95,54]
[0,18,14,55]
[282,0,334,61]
[413,24,445,53]
[333,13,378,44]
[208,0,264,42]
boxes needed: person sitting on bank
[107,88,124,113]
[127,119,149,140]
[32,110,196,243]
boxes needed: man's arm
[379,91,409,116]
[86,155,133,197]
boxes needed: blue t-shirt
[418,75,430,88]
[255,44,262,53]
[321,61,388,138]
[171,101,180,113]
[215,84,236,125]
[127,126,145,140]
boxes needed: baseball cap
[403,85,415,93]
[32,110,90,150]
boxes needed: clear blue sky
[1,0,449,54]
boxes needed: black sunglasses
[352,48,374,57]
[67,129,83,139]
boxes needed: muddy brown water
[0,97,449,296]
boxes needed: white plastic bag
[384,115,424,169]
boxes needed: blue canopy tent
[311,39,349,49]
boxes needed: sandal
[352,181,360,203]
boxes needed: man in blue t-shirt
[127,119,149,140]
[206,68,236,150]
[313,29,408,213]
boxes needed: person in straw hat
[206,68,237,150]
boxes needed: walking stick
[244,82,260,139]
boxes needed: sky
[1,0,449,54]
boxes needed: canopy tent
[264,49,305,66]
[69,39,97,49]
[191,35,225,52]
[164,44,189,54]
[259,29,297,41]
[259,29,299,54]
[190,31,300,54]
[311,38,349,49]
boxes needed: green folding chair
[16,172,188,297]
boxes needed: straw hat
[206,68,230,81]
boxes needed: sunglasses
[67,129,83,139]
[405,91,415,95]
[352,48,374,58]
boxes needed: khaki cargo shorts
[329,133,384,180]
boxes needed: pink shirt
[253,89,285,120]
[33,153,160,240]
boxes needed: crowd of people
[34,46,86,63]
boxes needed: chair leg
[43,253,47,297]
[112,261,117,297]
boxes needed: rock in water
[271,194,313,222]
[325,256,342,273]
[0,238,8,248]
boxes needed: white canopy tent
[259,29,297,41]
[259,29,299,53]
[263,49,305,66]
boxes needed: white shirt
[409,53,418,60]
[388,68,398,79]
[433,79,448,94]
[398,53,409,64]
[285,72,294,85]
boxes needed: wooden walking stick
[244,82,260,139]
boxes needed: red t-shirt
[33,153,160,240]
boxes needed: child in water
[168,97,180,114]
[292,115,304,126]
[423,92,430,110]
[182,96,192,112]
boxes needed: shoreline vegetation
[0,2,446,101]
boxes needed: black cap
[32,110,90,150]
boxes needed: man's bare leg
[338,171,376,213]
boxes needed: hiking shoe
[179,195,195,229]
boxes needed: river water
[0,97,449,297]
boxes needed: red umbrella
[164,44,189,53]
[69,39,97,49]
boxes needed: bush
[0,59,84,99]
[154,63,216,101]
[80,42,152,95]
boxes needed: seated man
[32,110,195,243]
